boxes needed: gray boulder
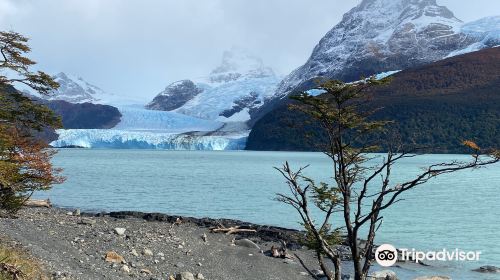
[472,265,500,273]
[369,270,398,280]
[234,238,260,250]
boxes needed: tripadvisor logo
[375,244,398,267]
[375,244,482,267]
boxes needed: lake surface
[36,149,500,279]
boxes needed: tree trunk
[333,256,341,280]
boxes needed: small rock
[175,262,185,268]
[178,244,184,249]
[201,233,207,242]
[66,212,73,216]
[114,228,126,236]
[78,218,96,226]
[472,265,500,273]
[154,259,159,264]
[311,269,324,277]
[130,249,139,257]
[234,238,260,250]
[412,277,451,280]
[105,251,125,263]
[197,262,202,267]
[73,209,81,216]
[196,273,205,280]
[140,268,152,275]
[120,265,130,273]
[157,252,165,257]
[142,248,153,256]
[176,272,195,280]
[370,270,397,280]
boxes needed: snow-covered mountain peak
[147,47,280,124]
[21,72,144,106]
[50,72,108,103]
[208,47,275,83]
[273,1,497,98]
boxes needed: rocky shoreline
[0,207,321,280]
[1,207,498,280]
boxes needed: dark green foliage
[247,47,500,153]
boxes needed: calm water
[36,149,500,279]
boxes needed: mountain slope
[274,0,500,99]
[246,47,500,153]
[22,72,142,106]
[146,47,281,126]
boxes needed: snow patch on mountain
[447,16,500,57]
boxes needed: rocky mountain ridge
[274,0,500,99]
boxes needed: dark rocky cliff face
[45,100,122,129]
[146,80,203,111]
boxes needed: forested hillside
[247,47,500,153]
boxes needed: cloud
[0,0,498,100]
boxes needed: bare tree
[276,78,500,280]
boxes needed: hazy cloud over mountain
[0,0,498,99]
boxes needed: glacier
[51,106,248,150]
[51,129,247,150]
[113,106,222,133]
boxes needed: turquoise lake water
[36,149,500,279]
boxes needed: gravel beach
[0,207,322,280]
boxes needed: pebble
[130,249,139,257]
[142,248,153,256]
[175,262,185,268]
[120,265,130,273]
[114,228,126,236]
[104,251,125,263]
[176,272,195,280]
[78,218,96,226]
[196,273,205,279]
[73,209,81,216]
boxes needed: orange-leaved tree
[0,30,64,215]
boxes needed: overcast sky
[0,0,498,100]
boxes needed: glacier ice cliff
[51,106,248,150]
[51,129,247,150]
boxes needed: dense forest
[247,47,500,153]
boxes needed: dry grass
[0,239,47,280]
